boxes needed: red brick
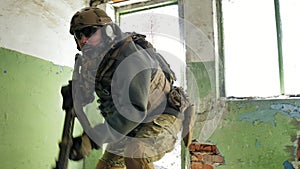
[189,143,196,152]
[202,154,225,164]
[191,155,199,162]
[191,163,214,169]
[189,142,202,152]
[191,152,203,162]
[201,145,218,153]
[189,142,220,153]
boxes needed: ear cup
[105,25,116,40]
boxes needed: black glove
[69,136,85,161]
[61,81,73,111]
[69,134,100,161]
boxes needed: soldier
[64,7,192,169]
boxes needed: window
[221,0,300,98]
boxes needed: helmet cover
[70,7,112,35]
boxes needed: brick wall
[189,140,224,169]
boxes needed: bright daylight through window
[222,0,300,98]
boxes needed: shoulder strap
[130,32,177,84]
[96,37,132,83]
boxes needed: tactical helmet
[70,7,112,35]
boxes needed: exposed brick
[189,143,196,152]
[189,141,225,169]
[189,142,219,154]
[191,163,214,169]
[202,154,225,164]
[191,152,203,162]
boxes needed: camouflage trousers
[95,114,182,169]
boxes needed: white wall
[0,0,88,67]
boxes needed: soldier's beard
[82,40,111,59]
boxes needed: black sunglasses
[74,26,100,40]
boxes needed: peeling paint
[238,109,278,126]
[271,104,300,119]
[237,103,300,127]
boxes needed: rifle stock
[53,108,75,169]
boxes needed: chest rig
[94,35,172,118]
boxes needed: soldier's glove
[69,134,92,161]
[61,81,73,111]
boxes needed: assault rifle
[53,84,75,169]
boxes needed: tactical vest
[94,35,171,118]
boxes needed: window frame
[114,0,179,25]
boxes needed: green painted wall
[0,47,102,169]
[210,100,300,169]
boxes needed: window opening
[221,0,300,98]
[280,0,300,95]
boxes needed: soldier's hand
[61,81,73,111]
[69,134,92,161]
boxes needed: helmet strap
[74,37,81,51]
